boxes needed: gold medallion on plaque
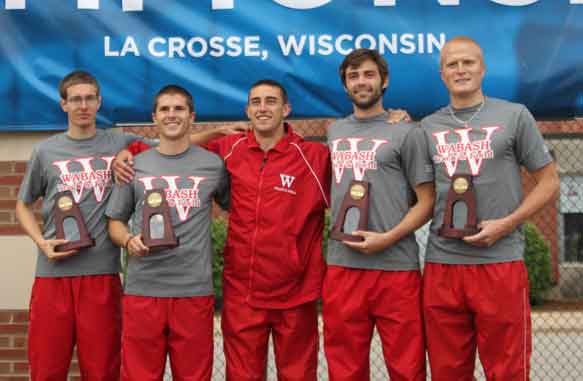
[452,177,469,194]
[350,184,366,200]
[147,192,163,208]
[58,195,74,211]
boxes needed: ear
[382,77,388,91]
[245,104,252,121]
[60,98,68,113]
[96,95,102,112]
[190,111,196,124]
[282,103,291,119]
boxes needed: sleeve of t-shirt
[203,139,220,156]
[202,134,243,160]
[18,146,46,204]
[122,132,158,148]
[214,166,230,211]
[105,183,135,222]
[514,106,553,172]
[401,125,435,189]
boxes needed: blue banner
[1,0,582,131]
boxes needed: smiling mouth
[353,87,372,95]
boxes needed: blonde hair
[440,36,484,68]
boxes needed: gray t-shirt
[421,97,553,264]
[18,129,146,277]
[106,146,228,298]
[327,111,433,271]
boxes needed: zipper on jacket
[247,151,268,302]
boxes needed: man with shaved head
[421,36,560,380]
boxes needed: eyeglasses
[66,95,99,107]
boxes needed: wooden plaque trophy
[438,174,480,239]
[53,190,95,252]
[330,180,370,242]
[142,189,178,250]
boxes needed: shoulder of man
[190,144,225,165]
[330,114,356,127]
[420,105,449,125]
[486,96,526,113]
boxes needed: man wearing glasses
[15,70,151,380]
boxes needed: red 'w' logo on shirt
[330,138,388,183]
[431,126,500,177]
[53,156,115,203]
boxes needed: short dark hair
[153,85,194,113]
[59,70,100,100]
[339,48,389,89]
[249,79,289,105]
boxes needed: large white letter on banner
[5,0,25,9]
[372,1,464,6]
[272,0,331,9]
[489,0,539,5]
[212,0,233,9]
[123,0,142,11]
[78,0,99,9]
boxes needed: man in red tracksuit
[116,79,330,380]
[206,80,330,380]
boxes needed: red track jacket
[207,125,330,309]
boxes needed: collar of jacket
[246,122,302,153]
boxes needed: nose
[167,107,179,118]
[354,74,366,86]
[455,61,465,73]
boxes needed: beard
[348,86,383,110]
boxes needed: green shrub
[211,217,228,301]
[322,210,331,258]
[523,222,553,305]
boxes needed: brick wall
[0,162,27,236]
[0,310,28,380]
[0,310,80,380]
